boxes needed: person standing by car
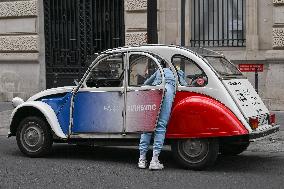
[138,62,187,170]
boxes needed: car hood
[27,86,74,101]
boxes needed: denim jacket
[143,68,187,86]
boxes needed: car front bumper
[249,125,280,141]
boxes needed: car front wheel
[16,116,53,157]
[171,138,219,170]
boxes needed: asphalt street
[0,136,284,189]
[0,102,284,188]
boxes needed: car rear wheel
[16,116,53,157]
[219,142,249,156]
[171,138,219,170]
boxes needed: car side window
[86,54,124,88]
[172,55,207,87]
[128,54,162,86]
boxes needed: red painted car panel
[166,92,249,138]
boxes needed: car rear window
[205,57,243,77]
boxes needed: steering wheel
[187,74,207,87]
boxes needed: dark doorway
[44,0,125,88]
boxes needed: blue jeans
[139,82,176,156]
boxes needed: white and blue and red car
[8,45,279,170]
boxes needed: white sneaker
[138,158,147,169]
[149,160,164,170]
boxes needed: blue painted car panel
[41,93,72,134]
[72,91,124,133]
[41,95,68,115]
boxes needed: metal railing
[190,0,246,47]
[44,0,125,88]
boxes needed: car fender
[166,92,249,138]
[10,101,67,139]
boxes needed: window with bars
[190,0,246,47]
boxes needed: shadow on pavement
[9,143,283,172]
[46,144,180,169]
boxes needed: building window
[191,0,246,47]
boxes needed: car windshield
[205,57,243,77]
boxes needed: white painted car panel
[11,101,67,139]
[223,79,269,118]
[28,86,74,102]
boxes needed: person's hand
[175,65,181,71]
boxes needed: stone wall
[124,0,147,46]
[264,0,284,110]
[273,0,284,48]
[0,0,43,101]
[123,0,284,110]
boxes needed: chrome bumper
[249,125,280,141]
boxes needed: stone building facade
[0,0,283,110]
[125,0,284,110]
[0,0,45,101]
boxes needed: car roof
[184,47,223,57]
[100,44,224,58]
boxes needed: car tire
[219,142,249,156]
[16,116,53,157]
[171,138,219,170]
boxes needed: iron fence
[44,0,125,88]
[190,0,246,47]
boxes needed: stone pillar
[0,0,42,101]
[124,0,148,46]
[158,0,180,45]
[246,0,259,51]
[185,0,191,46]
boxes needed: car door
[125,52,166,132]
[71,53,125,133]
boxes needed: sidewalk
[0,101,13,112]
[273,111,284,131]
[0,102,13,135]
[0,110,12,136]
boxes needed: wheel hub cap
[21,122,44,151]
[182,139,206,158]
[25,128,40,146]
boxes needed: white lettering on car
[103,104,158,112]
[126,104,158,112]
[152,104,157,110]
[103,105,120,112]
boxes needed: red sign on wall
[238,64,264,72]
